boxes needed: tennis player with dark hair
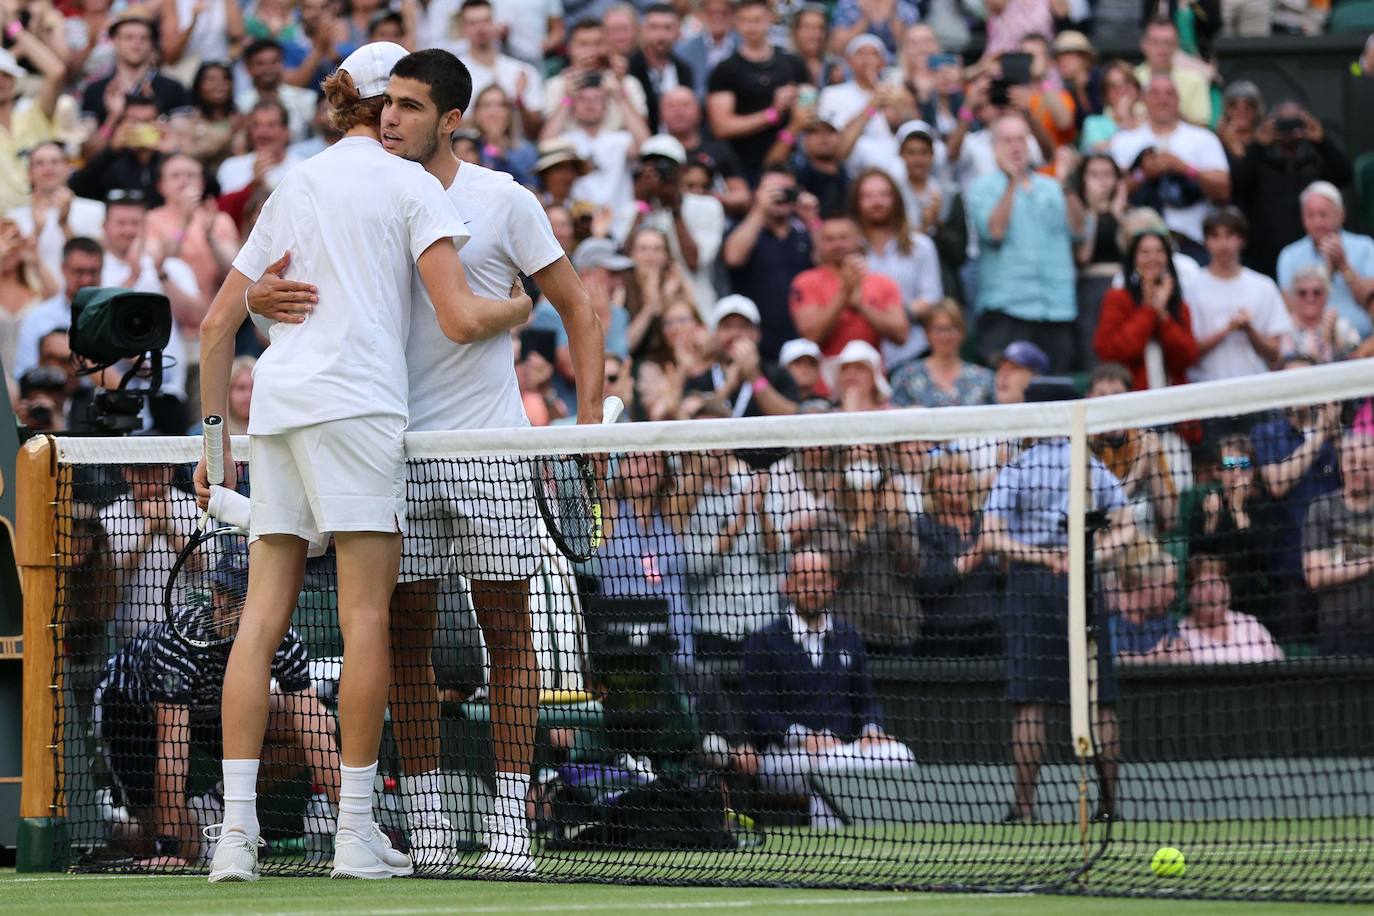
[248,47,604,874]
[195,41,532,882]
[94,553,338,867]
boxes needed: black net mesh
[42,394,1374,901]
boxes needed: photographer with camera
[1109,74,1229,263]
[79,15,190,161]
[15,364,68,431]
[612,135,723,310]
[540,71,650,212]
[69,94,168,204]
[722,166,814,359]
[1233,102,1352,278]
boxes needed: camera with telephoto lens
[69,287,175,435]
[1275,116,1304,136]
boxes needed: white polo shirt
[233,136,468,435]
[407,161,565,432]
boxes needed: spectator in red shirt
[789,214,908,357]
[1093,227,1200,390]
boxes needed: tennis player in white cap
[194,41,531,883]
[248,47,604,876]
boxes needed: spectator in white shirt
[543,76,650,212]
[7,142,106,284]
[456,0,545,139]
[1110,74,1229,261]
[98,190,206,342]
[491,0,565,67]
[819,34,907,156]
[235,39,320,144]
[544,19,650,135]
[216,101,307,195]
[612,135,724,312]
[1182,207,1290,383]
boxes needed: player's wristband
[764,107,780,126]
[5,21,22,40]
[153,835,182,857]
[778,128,796,146]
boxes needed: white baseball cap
[711,294,761,328]
[639,134,688,165]
[779,338,822,367]
[823,339,892,400]
[339,41,408,99]
[0,49,25,81]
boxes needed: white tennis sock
[337,762,378,838]
[222,759,260,838]
[494,771,529,828]
[401,769,445,822]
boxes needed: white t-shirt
[1108,121,1228,244]
[463,53,545,115]
[217,148,308,195]
[233,136,469,435]
[407,161,564,432]
[492,0,561,64]
[567,128,636,211]
[8,197,105,283]
[818,80,895,147]
[1181,266,1293,383]
[101,487,199,642]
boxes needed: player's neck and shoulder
[448,159,536,205]
[302,135,447,196]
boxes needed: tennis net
[17,359,1374,902]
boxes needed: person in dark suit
[737,549,914,828]
[628,4,695,134]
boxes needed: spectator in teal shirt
[967,114,1083,373]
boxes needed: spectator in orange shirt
[1020,35,1077,153]
[789,214,908,357]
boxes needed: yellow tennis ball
[1151,847,1186,878]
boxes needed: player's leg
[329,528,412,878]
[1009,702,1046,823]
[213,533,308,881]
[1092,704,1120,819]
[472,577,537,872]
[388,577,454,869]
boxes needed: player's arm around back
[532,255,605,423]
[417,239,533,344]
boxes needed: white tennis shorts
[249,414,407,546]
[398,454,539,583]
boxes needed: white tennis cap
[639,134,688,165]
[339,41,408,99]
[779,338,822,366]
[711,294,761,328]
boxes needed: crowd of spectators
[3,0,1372,745]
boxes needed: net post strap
[16,436,60,821]
[1068,402,1091,760]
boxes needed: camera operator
[15,365,68,431]
[69,95,169,204]
[722,167,814,360]
[1232,102,1352,278]
[612,136,724,312]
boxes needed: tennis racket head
[534,454,601,563]
[164,526,249,648]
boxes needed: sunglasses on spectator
[1294,287,1325,298]
[606,372,621,383]
[1220,455,1252,470]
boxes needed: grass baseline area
[34,818,1374,909]
[2,873,1372,916]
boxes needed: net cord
[48,360,1374,465]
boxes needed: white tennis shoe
[331,824,414,879]
[477,815,535,875]
[407,812,456,871]
[205,824,260,883]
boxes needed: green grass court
[10,819,1372,913]
[1,872,1368,915]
